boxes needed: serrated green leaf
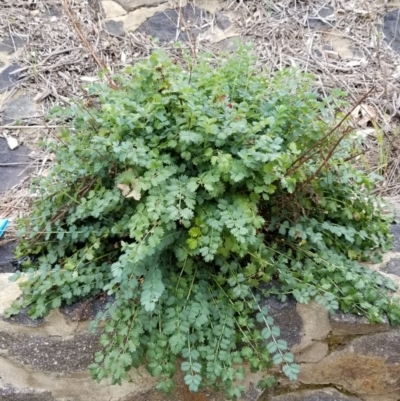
[184,374,202,392]
[140,267,165,312]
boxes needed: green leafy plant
[7,46,400,398]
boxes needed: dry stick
[17,58,82,80]
[30,207,71,245]
[315,29,372,58]
[0,87,17,112]
[343,151,365,163]
[178,2,197,60]
[292,126,353,195]
[8,48,82,77]
[62,0,103,68]
[0,125,61,129]
[286,87,375,177]
[0,163,39,166]
[304,50,382,127]
[7,21,17,53]
[175,1,182,41]
[42,47,82,65]
[62,0,117,89]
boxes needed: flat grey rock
[383,10,400,53]
[0,35,27,54]
[88,0,102,13]
[0,138,32,192]
[391,224,400,252]
[136,5,211,42]
[330,311,391,336]
[216,12,231,30]
[2,94,38,125]
[260,296,302,348]
[215,37,240,52]
[299,330,400,397]
[103,19,125,36]
[44,4,62,17]
[307,6,335,30]
[114,0,168,12]
[240,381,262,401]
[123,377,225,401]
[0,393,54,401]
[270,388,362,401]
[381,256,400,277]
[351,325,400,359]
[0,332,100,373]
[214,36,252,53]
[0,241,17,273]
[2,307,45,327]
[61,294,113,322]
[0,383,55,401]
[0,64,21,93]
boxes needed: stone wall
[258,221,400,401]
[0,280,156,401]
[1,224,400,401]
[2,0,400,399]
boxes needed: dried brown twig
[233,0,400,196]
[62,0,117,89]
[287,87,376,177]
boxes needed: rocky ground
[1,0,400,233]
[2,0,400,400]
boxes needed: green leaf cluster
[8,45,400,398]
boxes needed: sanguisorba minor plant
[7,46,400,398]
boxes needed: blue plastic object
[0,219,9,237]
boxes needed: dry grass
[0,0,157,233]
[228,0,400,195]
[1,0,400,238]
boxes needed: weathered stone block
[136,4,210,42]
[0,273,21,315]
[215,12,231,30]
[298,330,400,401]
[269,387,362,401]
[0,331,100,374]
[261,297,330,363]
[294,301,331,353]
[295,341,328,363]
[0,35,27,54]
[60,295,112,322]
[0,381,55,401]
[383,10,400,54]
[114,0,168,12]
[2,93,39,125]
[101,0,127,18]
[0,242,17,274]
[260,296,302,348]
[103,19,125,36]
[382,256,400,277]
[0,64,21,93]
[2,307,45,327]
[0,138,33,193]
[307,6,335,30]
[391,224,400,252]
[114,2,175,33]
[330,312,391,336]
